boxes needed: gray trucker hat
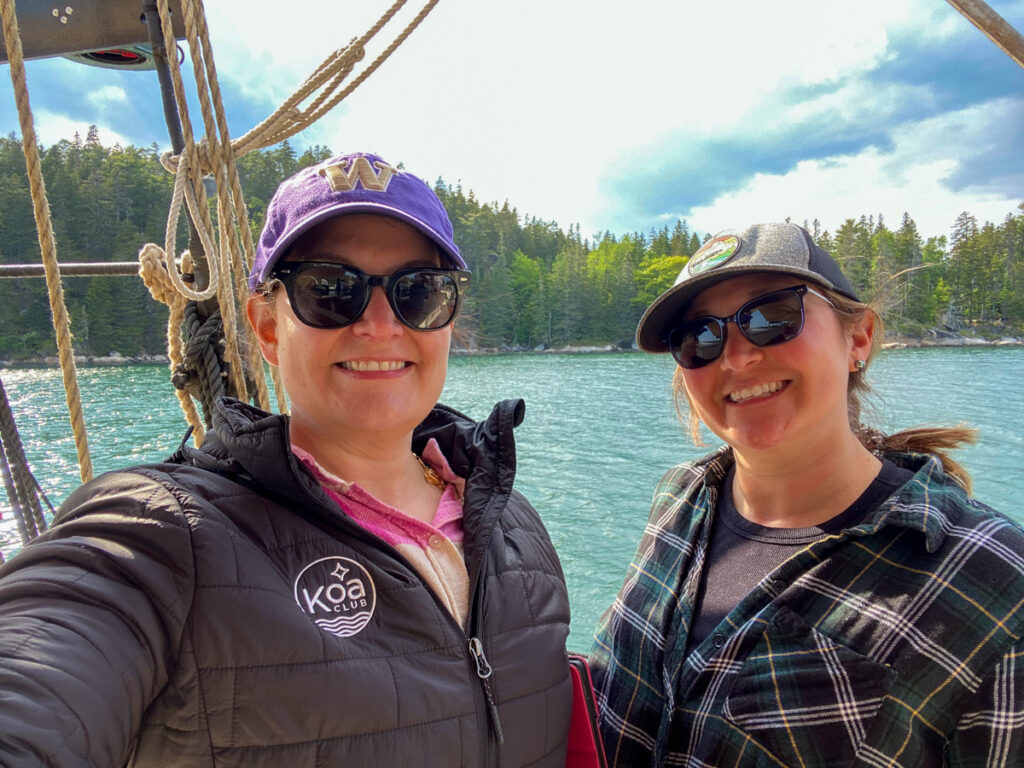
[635,221,859,353]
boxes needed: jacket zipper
[469,636,504,743]
[465,545,504,768]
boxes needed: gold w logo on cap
[319,157,398,192]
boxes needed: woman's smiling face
[677,273,872,457]
[247,213,452,449]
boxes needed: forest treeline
[1,131,1022,359]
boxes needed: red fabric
[565,655,607,768]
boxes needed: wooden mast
[946,0,1024,69]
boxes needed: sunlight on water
[2,348,1022,651]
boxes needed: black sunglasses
[666,284,834,369]
[271,262,471,331]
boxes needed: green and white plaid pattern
[591,448,1024,767]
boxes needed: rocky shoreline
[880,331,1024,349]
[1,332,1022,368]
[0,353,171,368]
[462,330,1024,355]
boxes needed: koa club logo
[293,556,377,638]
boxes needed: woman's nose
[718,322,764,371]
[352,286,402,336]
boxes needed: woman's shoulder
[55,458,256,530]
[889,451,1016,523]
[58,464,191,520]
[885,450,1024,567]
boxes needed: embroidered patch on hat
[686,235,740,276]
[293,556,377,638]
[319,156,398,192]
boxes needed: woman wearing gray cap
[0,153,572,766]
[590,222,1024,766]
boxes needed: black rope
[0,374,52,555]
[172,301,228,428]
[0,440,25,563]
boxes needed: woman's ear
[246,294,281,366]
[848,309,875,370]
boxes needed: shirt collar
[290,438,464,499]
[699,447,960,553]
[859,452,963,553]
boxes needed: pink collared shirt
[292,439,470,628]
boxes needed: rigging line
[0,375,48,547]
[174,0,259,405]
[148,0,266,416]
[0,0,93,482]
[178,0,273,411]
[0,262,172,278]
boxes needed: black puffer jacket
[0,397,572,767]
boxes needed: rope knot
[173,305,229,428]
[347,43,367,63]
[160,151,180,174]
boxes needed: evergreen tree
[549,239,589,345]
[669,219,691,255]
[649,225,670,258]
[948,212,980,327]
[507,250,544,347]
[474,251,515,347]
[894,214,926,323]
[919,236,948,326]
[831,218,873,296]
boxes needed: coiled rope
[139,247,207,438]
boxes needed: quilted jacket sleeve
[0,470,196,767]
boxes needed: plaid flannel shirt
[591,447,1024,767]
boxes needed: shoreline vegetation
[2,135,1022,364]
[3,330,1023,369]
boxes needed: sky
[1,0,1022,244]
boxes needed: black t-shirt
[685,458,915,653]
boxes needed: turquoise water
[2,348,1023,651]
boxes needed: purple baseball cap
[249,151,465,288]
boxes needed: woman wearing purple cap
[590,222,1024,766]
[0,153,572,766]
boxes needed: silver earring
[854,359,866,371]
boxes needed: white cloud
[28,111,131,149]
[86,85,128,108]
[199,0,933,192]
[683,97,1023,240]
